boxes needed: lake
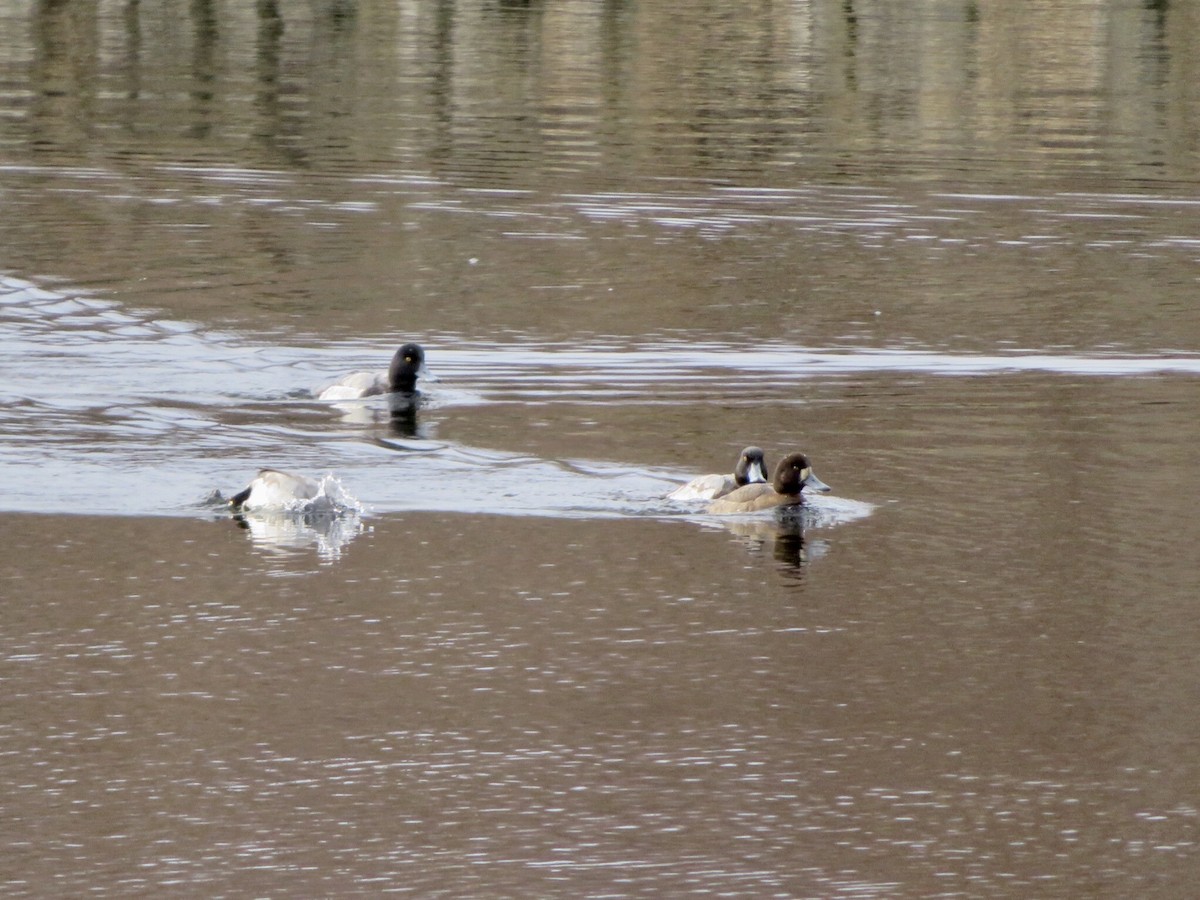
[2,0,1200,895]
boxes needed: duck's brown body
[707,452,830,514]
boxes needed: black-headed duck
[317,342,429,401]
[706,452,830,514]
[668,446,768,501]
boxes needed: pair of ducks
[669,446,830,513]
[230,343,832,515]
[231,343,428,511]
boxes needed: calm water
[3,0,1200,896]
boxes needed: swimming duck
[317,342,429,401]
[668,446,768,500]
[706,452,830,514]
[229,468,322,512]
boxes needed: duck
[229,468,322,512]
[317,342,429,401]
[668,446,768,501]
[706,452,830,514]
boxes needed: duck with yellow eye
[667,446,768,501]
[317,342,431,401]
[707,452,830,514]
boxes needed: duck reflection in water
[720,516,815,574]
[324,389,431,439]
[225,468,364,563]
[387,390,422,438]
[233,508,364,563]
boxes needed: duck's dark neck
[775,481,799,495]
[388,361,418,393]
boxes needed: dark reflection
[121,0,141,102]
[31,0,71,99]
[324,390,434,441]
[721,516,810,577]
[30,0,99,152]
[190,0,218,91]
[387,392,422,438]
[1144,0,1170,67]
[599,0,629,111]
[7,0,1198,184]
[189,0,218,137]
[321,0,358,26]
[772,519,808,571]
[427,0,457,169]
[255,0,284,94]
[304,0,359,159]
[842,0,858,52]
[252,0,307,166]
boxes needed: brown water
[3,1,1200,896]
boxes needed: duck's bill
[803,470,832,493]
[419,365,440,383]
[748,461,768,483]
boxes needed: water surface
[3,1,1200,896]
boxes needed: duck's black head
[734,446,768,486]
[388,343,426,393]
[772,452,831,496]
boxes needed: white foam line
[433,346,1200,378]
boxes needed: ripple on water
[6,271,1192,522]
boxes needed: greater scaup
[317,342,429,401]
[706,452,830,514]
[229,468,322,512]
[668,446,768,500]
